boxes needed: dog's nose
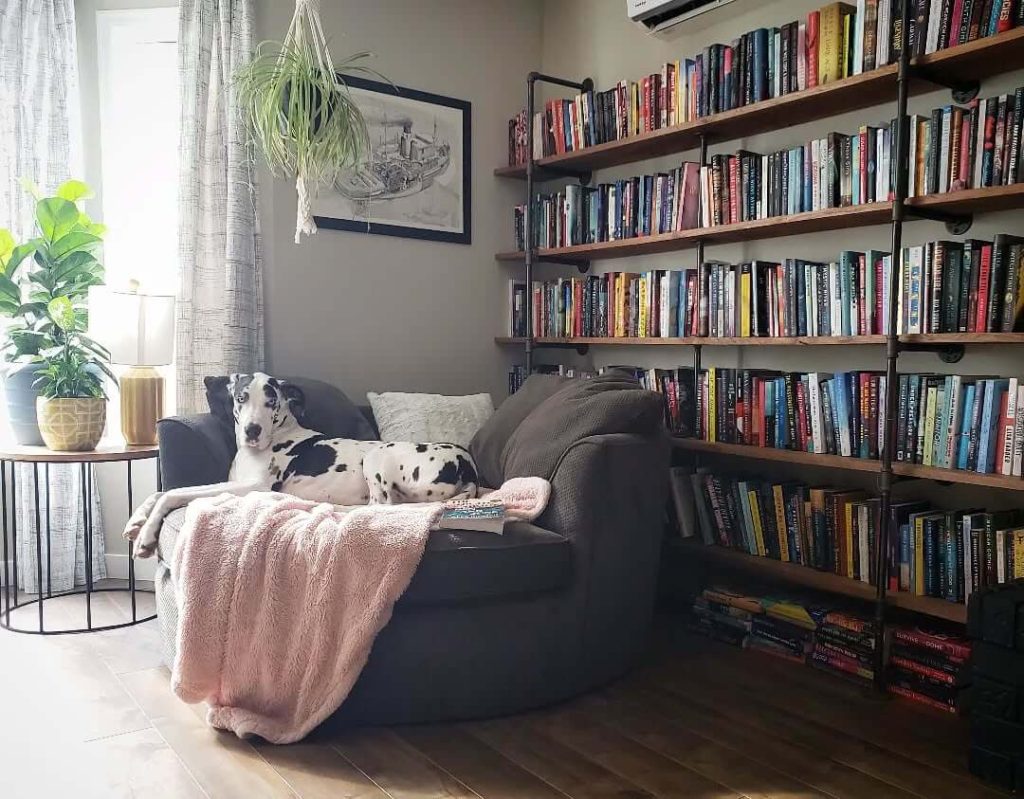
[244,423,262,441]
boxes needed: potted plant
[34,296,113,451]
[0,180,110,445]
[234,2,381,242]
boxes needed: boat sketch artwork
[314,77,471,244]
[335,117,451,202]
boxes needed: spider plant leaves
[235,37,372,187]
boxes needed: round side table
[0,442,160,634]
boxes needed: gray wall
[256,0,542,403]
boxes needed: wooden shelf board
[493,30,1024,180]
[496,333,1024,347]
[677,539,967,623]
[495,184,1024,263]
[672,438,1024,491]
[672,438,882,473]
[892,462,1024,490]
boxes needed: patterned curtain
[176,0,263,414]
[0,0,105,593]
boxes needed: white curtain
[176,0,263,414]
[0,0,105,593]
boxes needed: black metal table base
[0,458,158,634]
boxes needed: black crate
[968,583,1024,650]
[969,745,1024,792]
[972,675,1022,723]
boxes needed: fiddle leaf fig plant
[0,179,113,398]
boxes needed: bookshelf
[674,538,968,624]
[495,29,1024,181]
[497,14,1024,684]
[494,183,1024,264]
[495,333,1024,347]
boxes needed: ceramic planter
[36,396,106,451]
[4,363,46,445]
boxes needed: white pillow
[367,392,494,447]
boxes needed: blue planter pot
[4,363,46,445]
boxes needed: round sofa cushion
[500,376,666,481]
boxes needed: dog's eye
[236,392,249,404]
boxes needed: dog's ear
[203,375,235,427]
[280,381,306,419]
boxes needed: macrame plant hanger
[284,0,337,243]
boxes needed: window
[96,8,178,294]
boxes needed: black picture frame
[313,76,472,245]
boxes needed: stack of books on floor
[512,162,700,250]
[689,586,878,685]
[505,3,1024,165]
[812,611,878,684]
[505,234,1024,338]
[887,624,971,712]
[675,467,1024,607]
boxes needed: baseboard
[105,553,157,582]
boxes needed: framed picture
[313,76,471,245]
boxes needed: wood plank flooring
[0,607,1006,799]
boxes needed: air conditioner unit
[627,0,739,34]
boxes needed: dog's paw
[133,541,157,559]
[123,492,163,541]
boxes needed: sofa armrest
[157,413,234,490]
[537,431,671,675]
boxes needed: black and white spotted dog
[123,373,479,558]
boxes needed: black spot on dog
[272,440,294,452]
[375,473,382,483]
[386,442,395,447]
[427,490,432,496]
[412,466,419,481]
[263,383,279,408]
[433,455,478,487]
[415,444,428,453]
[399,465,403,470]
[391,481,399,490]
[271,480,283,491]
[334,464,347,472]
[429,457,435,461]
[278,436,338,486]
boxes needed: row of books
[512,162,700,250]
[690,586,970,708]
[507,1,1024,165]
[677,467,1024,605]
[650,367,1024,478]
[507,235,1024,339]
[909,89,1024,197]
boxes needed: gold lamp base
[120,366,164,446]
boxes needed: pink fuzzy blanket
[170,478,550,743]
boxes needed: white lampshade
[88,287,175,366]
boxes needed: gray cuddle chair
[152,373,670,726]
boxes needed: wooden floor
[0,603,1005,799]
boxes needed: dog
[123,373,479,558]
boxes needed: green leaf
[6,243,37,277]
[56,180,94,203]
[0,229,13,268]
[18,177,41,200]
[49,231,102,260]
[0,274,21,308]
[47,296,75,331]
[36,198,80,243]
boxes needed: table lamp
[88,284,175,446]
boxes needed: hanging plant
[235,0,383,243]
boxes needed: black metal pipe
[1,462,8,624]
[873,0,914,689]
[128,461,136,623]
[33,464,42,632]
[525,75,536,376]
[528,71,589,92]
